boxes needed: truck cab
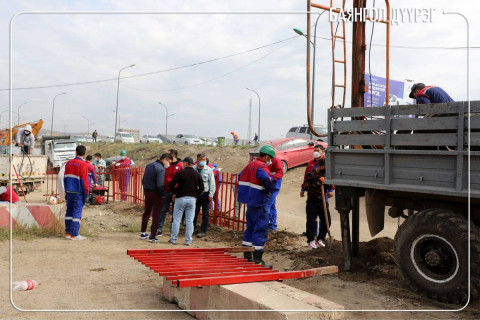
[42,136,77,170]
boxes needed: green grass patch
[125,222,142,233]
[0,218,96,241]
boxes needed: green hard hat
[259,145,275,158]
[120,150,126,156]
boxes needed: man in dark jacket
[140,153,172,242]
[157,149,183,236]
[409,83,454,104]
[168,157,204,245]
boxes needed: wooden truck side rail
[325,100,480,199]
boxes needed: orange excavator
[0,119,43,145]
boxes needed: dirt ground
[2,144,480,319]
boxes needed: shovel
[320,177,334,247]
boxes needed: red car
[249,138,327,173]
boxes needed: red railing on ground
[45,168,246,231]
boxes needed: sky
[0,0,479,141]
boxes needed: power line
[1,36,297,91]
[123,37,297,93]
[3,34,477,92]
[312,34,480,50]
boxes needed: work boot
[252,250,273,270]
[243,251,253,262]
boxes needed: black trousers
[305,197,331,243]
[141,191,164,237]
[194,192,211,233]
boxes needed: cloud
[0,0,478,139]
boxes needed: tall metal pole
[115,64,135,137]
[351,0,367,110]
[17,102,27,126]
[248,97,252,142]
[82,116,90,135]
[310,12,323,139]
[246,88,260,142]
[51,93,66,135]
[158,102,168,141]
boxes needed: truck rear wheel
[394,209,479,304]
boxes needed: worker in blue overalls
[64,145,89,240]
[238,145,275,268]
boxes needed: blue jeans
[170,196,195,244]
[157,192,173,233]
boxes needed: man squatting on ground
[140,153,173,242]
[0,186,20,204]
[303,158,334,249]
[193,153,216,238]
[169,156,204,245]
[157,149,183,236]
[238,145,275,268]
[64,145,89,240]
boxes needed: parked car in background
[85,136,93,143]
[286,125,328,142]
[104,155,123,181]
[249,137,327,173]
[172,134,202,145]
[104,136,115,143]
[156,134,171,144]
[72,135,86,143]
[115,132,135,143]
[200,137,217,146]
[140,134,162,143]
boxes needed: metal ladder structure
[306,0,391,137]
[330,0,347,110]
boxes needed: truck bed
[325,101,480,199]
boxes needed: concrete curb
[162,277,344,319]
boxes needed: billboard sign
[364,75,414,107]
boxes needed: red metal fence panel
[45,168,245,231]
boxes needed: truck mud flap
[365,189,387,237]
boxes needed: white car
[72,135,86,143]
[286,125,328,143]
[200,137,217,146]
[104,136,114,143]
[115,132,135,143]
[140,134,162,144]
[173,134,202,145]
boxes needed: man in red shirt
[0,186,21,203]
[157,149,183,236]
[115,150,134,201]
[266,157,283,231]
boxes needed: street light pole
[17,102,28,126]
[115,64,135,137]
[294,11,324,139]
[246,88,261,143]
[51,93,66,135]
[158,102,169,141]
[82,116,90,135]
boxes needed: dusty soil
[2,144,480,319]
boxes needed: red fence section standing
[46,168,246,231]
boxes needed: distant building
[119,127,140,142]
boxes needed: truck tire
[394,209,480,304]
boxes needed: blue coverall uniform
[238,160,272,251]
